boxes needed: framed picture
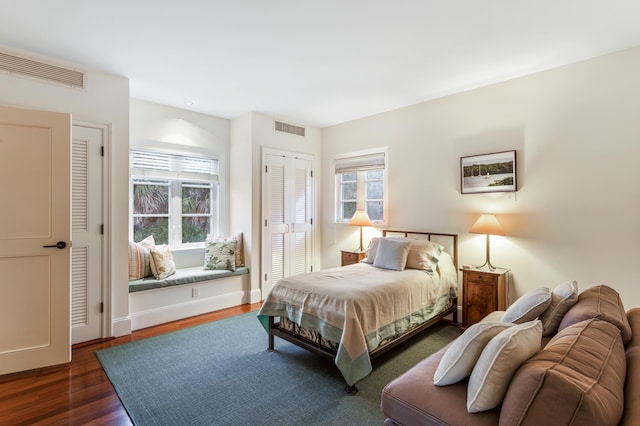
[460,150,516,194]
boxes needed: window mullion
[171,181,181,247]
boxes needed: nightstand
[460,267,509,330]
[341,250,366,266]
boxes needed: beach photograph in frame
[461,150,516,194]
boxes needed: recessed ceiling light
[184,101,194,106]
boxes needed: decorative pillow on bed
[539,280,579,336]
[363,237,443,272]
[362,237,382,264]
[467,320,542,413]
[128,235,155,280]
[149,245,176,280]
[434,321,513,386]
[204,239,237,271]
[373,238,411,271]
[502,287,551,324]
[206,232,244,267]
[404,239,443,272]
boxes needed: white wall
[0,60,131,336]
[321,47,640,309]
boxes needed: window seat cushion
[129,266,249,293]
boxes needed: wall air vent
[275,120,306,137]
[0,49,85,89]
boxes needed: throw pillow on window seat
[204,239,237,271]
[128,235,155,280]
[149,245,176,280]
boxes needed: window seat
[128,266,249,293]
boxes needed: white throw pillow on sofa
[467,320,542,413]
[502,287,551,324]
[433,321,513,386]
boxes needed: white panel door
[262,151,313,297]
[71,125,104,344]
[0,105,71,375]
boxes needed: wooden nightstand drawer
[341,250,366,266]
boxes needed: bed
[257,230,458,392]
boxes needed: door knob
[43,241,67,249]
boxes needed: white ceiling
[1,1,640,128]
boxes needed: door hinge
[100,224,104,234]
[310,218,313,225]
[264,273,267,281]
[100,302,104,313]
[264,219,267,227]
[101,146,104,156]
[265,165,268,173]
[310,170,313,177]
[310,266,313,272]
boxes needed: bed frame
[266,230,458,393]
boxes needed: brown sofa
[381,285,639,425]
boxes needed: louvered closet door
[262,152,313,297]
[71,125,103,344]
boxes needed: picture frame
[460,150,516,194]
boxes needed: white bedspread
[258,256,457,385]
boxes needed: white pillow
[373,238,411,271]
[149,246,176,280]
[361,237,382,264]
[434,321,513,386]
[404,239,443,272]
[502,287,551,324]
[364,237,443,272]
[467,320,542,413]
[539,280,579,336]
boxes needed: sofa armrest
[621,308,640,425]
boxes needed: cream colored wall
[130,99,231,233]
[321,47,640,309]
[0,65,131,336]
[230,112,322,301]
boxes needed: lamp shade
[349,210,372,226]
[469,214,505,236]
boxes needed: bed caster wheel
[344,385,358,395]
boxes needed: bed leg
[451,297,460,326]
[267,316,275,351]
[344,384,358,395]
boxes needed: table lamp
[469,213,505,271]
[349,209,372,252]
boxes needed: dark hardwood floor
[0,303,262,425]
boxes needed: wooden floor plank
[0,303,261,425]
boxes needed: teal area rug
[96,312,458,426]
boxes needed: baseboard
[130,291,249,330]
[111,316,132,337]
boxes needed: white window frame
[130,150,219,248]
[334,148,388,225]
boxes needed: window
[335,150,387,224]
[130,151,218,247]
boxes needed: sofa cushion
[539,280,579,336]
[381,345,501,426]
[559,284,631,344]
[434,321,513,386]
[621,308,640,425]
[467,320,542,413]
[502,287,551,324]
[499,318,626,426]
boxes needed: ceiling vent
[0,49,85,89]
[275,120,305,137]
